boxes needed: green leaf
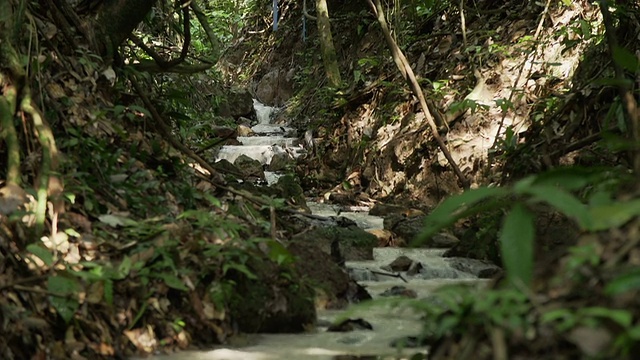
[415,187,507,243]
[157,273,189,291]
[524,185,591,227]
[27,244,54,266]
[223,263,258,280]
[48,275,80,323]
[104,279,114,305]
[612,46,640,73]
[587,199,640,231]
[605,269,640,295]
[529,167,602,191]
[98,214,139,227]
[117,256,132,279]
[579,307,632,327]
[500,204,534,287]
[266,239,294,265]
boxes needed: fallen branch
[128,74,222,182]
[365,0,469,189]
[369,269,408,283]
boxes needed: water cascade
[145,100,488,359]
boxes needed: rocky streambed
[145,100,499,359]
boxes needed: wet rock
[370,204,426,217]
[379,286,417,298]
[234,155,265,180]
[256,68,295,106]
[445,257,502,278]
[390,336,430,348]
[213,159,243,180]
[225,249,316,333]
[226,87,254,118]
[478,267,503,279]
[272,174,308,211]
[386,255,415,271]
[327,318,373,332]
[287,242,370,310]
[292,226,377,261]
[267,152,293,171]
[384,214,425,244]
[369,203,408,216]
[236,124,255,136]
[406,261,423,276]
[429,232,460,248]
[210,126,237,139]
[366,228,394,246]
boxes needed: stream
[147,101,488,359]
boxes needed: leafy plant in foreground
[414,166,632,287]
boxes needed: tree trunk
[315,0,341,88]
[93,0,157,59]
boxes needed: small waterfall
[253,99,276,124]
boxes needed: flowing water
[145,100,486,359]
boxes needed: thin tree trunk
[366,0,469,189]
[315,0,342,87]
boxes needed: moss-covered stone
[292,225,377,261]
[225,251,316,333]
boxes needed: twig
[369,269,408,283]
[489,0,551,164]
[128,74,222,181]
[0,275,48,291]
[366,0,469,189]
[13,284,71,298]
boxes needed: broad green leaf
[613,46,640,73]
[587,199,640,231]
[579,307,632,327]
[500,204,534,287]
[415,187,507,243]
[266,239,294,265]
[605,269,640,295]
[223,263,258,280]
[104,279,114,305]
[157,273,189,291]
[48,275,80,323]
[529,167,604,191]
[541,309,572,323]
[98,214,139,227]
[117,256,132,279]
[27,244,54,266]
[524,185,591,227]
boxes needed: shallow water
[148,100,485,359]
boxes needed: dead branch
[365,0,469,189]
[128,74,223,182]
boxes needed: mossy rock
[225,250,316,333]
[292,225,377,261]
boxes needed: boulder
[267,152,293,171]
[445,257,503,278]
[292,225,377,261]
[256,68,295,106]
[288,242,371,310]
[226,88,254,118]
[225,250,316,333]
[234,155,265,181]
